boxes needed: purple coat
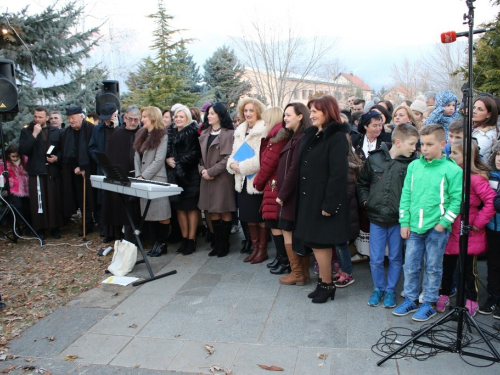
[445,173,496,255]
[276,133,303,222]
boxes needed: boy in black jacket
[357,124,419,308]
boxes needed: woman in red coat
[253,107,290,265]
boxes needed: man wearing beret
[88,102,121,241]
[60,106,96,236]
[18,106,63,240]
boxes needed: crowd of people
[1,90,500,328]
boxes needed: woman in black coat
[166,105,202,255]
[294,95,350,303]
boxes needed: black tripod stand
[378,0,500,366]
[0,117,43,244]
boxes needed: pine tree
[0,2,103,143]
[203,46,251,108]
[471,1,500,95]
[125,0,200,109]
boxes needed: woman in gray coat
[198,103,236,257]
[134,106,171,257]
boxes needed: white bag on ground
[107,240,137,277]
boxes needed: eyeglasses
[126,117,140,122]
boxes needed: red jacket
[254,124,290,220]
[445,173,496,255]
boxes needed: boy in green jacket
[393,124,462,322]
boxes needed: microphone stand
[378,0,500,366]
[0,116,43,245]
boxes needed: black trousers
[486,228,500,297]
[441,254,478,302]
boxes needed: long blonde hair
[141,106,165,130]
[451,140,489,180]
[262,107,283,136]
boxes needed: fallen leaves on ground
[0,221,107,347]
[205,344,215,356]
[129,323,137,329]
[257,364,284,371]
[64,354,79,361]
[208,365,233,375]
[317,352,328,367]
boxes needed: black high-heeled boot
[209,220,222,256]
[150,224,170,257]
[311,282,336,304]
[176,238,188,253]
[308,278,323,299]
[217,220,232,258]
[240,222,253,254]
[269,235,290,274]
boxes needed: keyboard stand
[120,195,177,287]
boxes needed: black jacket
[172,122,202,199]
[19,122,62,177]
[356,142,415,227]
[294,122,351,246]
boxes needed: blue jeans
[369,222,404,292]
[335,242,352,275]
[403,228,450,304]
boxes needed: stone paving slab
[230,344,298,375]
[7,307,110,358]
[58,333,132,364]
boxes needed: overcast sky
[2,0,497,91]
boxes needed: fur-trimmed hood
[134,127,167,153]
[269,126,291,144]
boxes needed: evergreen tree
[471,1,500,95]
[0,2,103,143]
[203,46,251,108]
[125,0,199,109]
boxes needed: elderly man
[19,106,63,239]
[100,105,142,245]
[60,106,95,236]
[49,111,65,132]
[88,102,121,241]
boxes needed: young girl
[480,142,500,317]
[392,105,420,129]
[0,144,30,232]
[424,89,460,137]
[437,140,496,316]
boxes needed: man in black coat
[19,106,63,239]
[60,106,96,236]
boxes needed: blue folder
[233,142,256,179]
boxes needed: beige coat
[198,127,236,213]
[134,134,171,221]
[226,120,266,194]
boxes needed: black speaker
[0,59,19,114]
[96,80,120,115]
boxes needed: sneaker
[368,288,384,307]
[412,302,437,322]
[384,290,397,308]
[400,290,405,298]
[479,295,498,315]
[313,261,319,275]
[494,308,500,320]
[334,272,354,288]
[466,299,479,317]
[393,298,419,316]
[418,291,425,304]
[450,285,457,298]
[436,295,450,313]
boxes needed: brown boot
[244,225,260,262]
[279,244,307,285]
[302,253,311,283]
[251,226,269,264]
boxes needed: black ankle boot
[270,261,291,274]
[148,241,162,257]
[311,282,336,304]
[176,238,188,253]
[308,278,323,299]
[267,257,280,268]
[182,239,196,255]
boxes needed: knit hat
[410,100,426,114]
[201,102,211,112]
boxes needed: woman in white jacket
[227,97,268,263]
